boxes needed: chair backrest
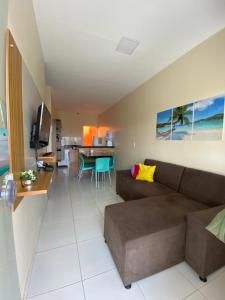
[110,156,115,167]
[96,158,110,172]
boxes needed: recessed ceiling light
[116,37,140,55]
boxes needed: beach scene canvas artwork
[192,96,224,141]
[156,109,173,140]
[171,104,194,140]
[156,94,224,141]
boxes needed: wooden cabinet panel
[6,29,25,211]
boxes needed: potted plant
[20,170,37,187]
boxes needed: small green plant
[20,170,37,181]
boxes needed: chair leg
[78,170,82,182]
[103,172,106,183]
[108,171,111,185]
[95,172,97,188]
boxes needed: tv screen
[35,102,51,148]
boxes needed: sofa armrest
[116,169,132,199]
[185,204,225,278]
[188,204,225,227]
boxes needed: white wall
[99,28,225,175]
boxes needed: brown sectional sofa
[104,159,225,288]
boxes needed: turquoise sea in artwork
[156,109,173,140]
[171,124,193,140]
[192,96,224,140]
[171,119,224,140]
[194,119,223,130]
[156,125,172,140]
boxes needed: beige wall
[8,0,46,98]
[12,63,47,298]
[99,28,225,175]
[54,109,98,138]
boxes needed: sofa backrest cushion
[179,168,225,206]
[144,159,184,191]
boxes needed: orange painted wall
[83,126,98,146]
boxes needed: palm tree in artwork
[168,105,192,126]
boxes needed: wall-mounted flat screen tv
[30,102,51,149]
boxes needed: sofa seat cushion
[104,194,208,285]
[117,174,175,201]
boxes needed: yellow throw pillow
[136,164,156,183]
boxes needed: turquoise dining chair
[109,156,116,173]
[92,157,111,188]
[78,154,95,182]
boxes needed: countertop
[65,145,115,149]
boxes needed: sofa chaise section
[104,193,208,287]
[105,159,225,288]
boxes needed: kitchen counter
[65,145,115,148]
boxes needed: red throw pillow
[133,164,140,178]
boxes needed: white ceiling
[33,0,225,114]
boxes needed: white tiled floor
[26,170,225,300]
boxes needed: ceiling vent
[116,37,139,55]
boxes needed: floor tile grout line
[77,235,107,245]
[26,178,76,299]
[175,265,212,300]
[181,289,209,300]
[27,174,120,299]
[81,267,116,282]
[75,178,126,292]
[27,280,83,299]
[197,290,210,300]
[136,282,149,300]
[70,175,118,297]
[175,265,201,291]
[177,262,225,295]
[69,177,87,300]
[35,241,77,254]
[24,193,50,300]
